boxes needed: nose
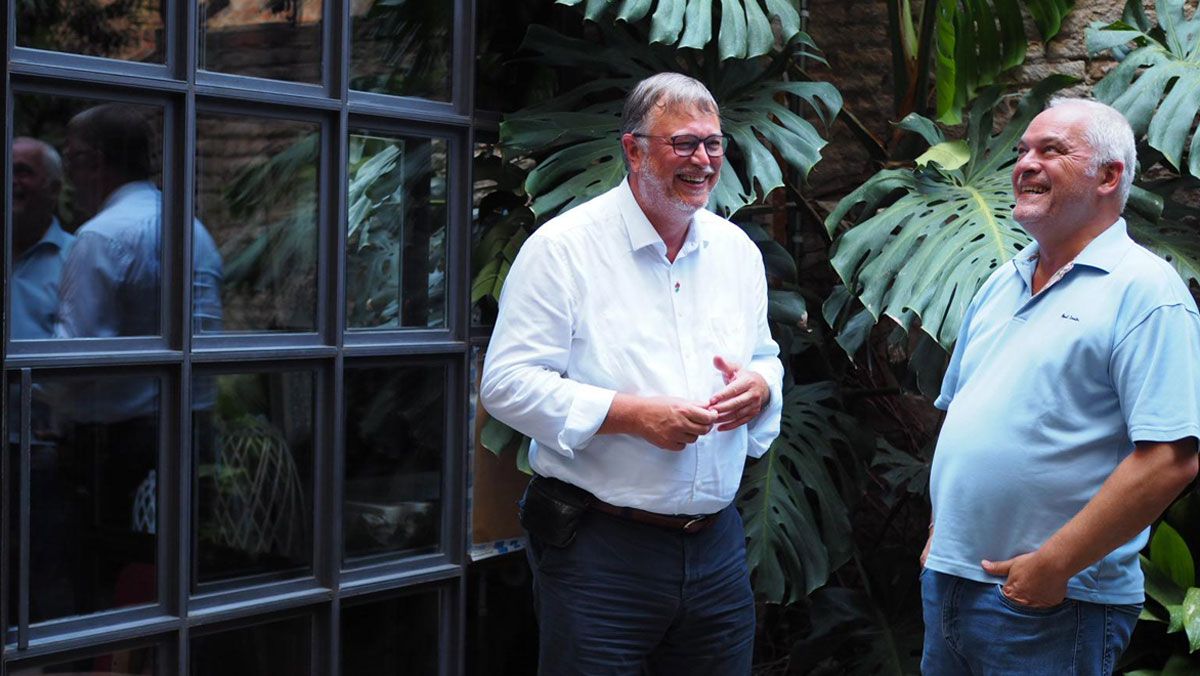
[1013,152,1039,180]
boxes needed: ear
[621,133,644,173]
[1097,161,1123,196]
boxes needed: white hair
[13,136,63,184]
[1048,97,1136,209]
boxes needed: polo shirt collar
[1011,217,1131,290]
[614,178,706,259]
[19,217,70,261]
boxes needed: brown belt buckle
[682,516,707,533]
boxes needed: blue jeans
[921,569,1140,675]
[525,503,755,676]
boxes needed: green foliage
[824,77,1075,351]
[933,0,1074,124]
[1141,523,1200,656]
[738,382,872,604]
[555,0,804,60]
[1088,0,1200,176]
[500,20,839,220]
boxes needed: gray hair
[621,73,719,171]
[13,136,63,184]
[1048,97,1136,209]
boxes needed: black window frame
[1,0,476,672]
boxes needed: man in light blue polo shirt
[11,136,74,340]
[921,98,1200,674]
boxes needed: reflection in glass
[10,646,157,675]
[344,364,445,562]
[196,114,318,332]
[191,616,312,676]
[350,1,451,100]
[9,95,214,341]
[16,0,164,63]
[347,132,447,330]
[194,371,314,586]
[7,372,160,623]
[471,141,532,327]
[199,1,323,83]
[342,592,440,674]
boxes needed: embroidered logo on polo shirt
[1061,313,1080,322]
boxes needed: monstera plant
[1088,0,1200,176]
[824,76,1075,352]
[501,19,840,220]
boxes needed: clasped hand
[635,356,769,452]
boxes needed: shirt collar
[19,217,70,260]
[614,178,706,258]
[1012,217,1131,280]
[99,180,158,212]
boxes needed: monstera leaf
[501,21,839,220]
[933,0,1074,124]
[738,382,871,604]
[824,76,1074,351]
[555,0,804,61]
[1123,184,1200,289]
[1088,0,1200,176]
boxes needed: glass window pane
[346,132,447,330]
[8,372,160,623]
[341,591,440,674]
[10,646,158,675]
[350,1,451,100]
[199,1,323,84]
[196,114,318,333]
[194,370,315,587]
[10,95,174,341]
[191,616,312,676]
[344,363,445,563]
[16,1,164,63]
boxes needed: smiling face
[11,139,61,250]
[1011,106,1105,239]
[624,103,723,224]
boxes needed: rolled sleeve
[744,249,784,459]
[480,235,616,458]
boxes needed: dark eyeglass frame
[631,133,728,158]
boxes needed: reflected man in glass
[8,137,78,621]
[11,137,74,340]
[42,104,224,616]
[56,103,223,341]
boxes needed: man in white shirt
[481,73,783,675]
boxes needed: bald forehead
[12,137,61,180]
[1022,108,1090,149]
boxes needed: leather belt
[588,499,718,534]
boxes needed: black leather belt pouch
[519,475,592,548]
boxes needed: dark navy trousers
[525,503,756,676]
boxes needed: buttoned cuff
[556,384,617,456]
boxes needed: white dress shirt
[481,180,783,515]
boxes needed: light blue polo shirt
[11,217,74,340]
[927,219,1200,604]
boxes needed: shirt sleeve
[1112,302,1200,444]
[480,235,616,458]
[744,246,783,459]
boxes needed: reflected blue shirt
[53,181,223,422]
[928,219,1200,604]
[11,217,74,340]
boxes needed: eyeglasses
[632,133,728,158]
